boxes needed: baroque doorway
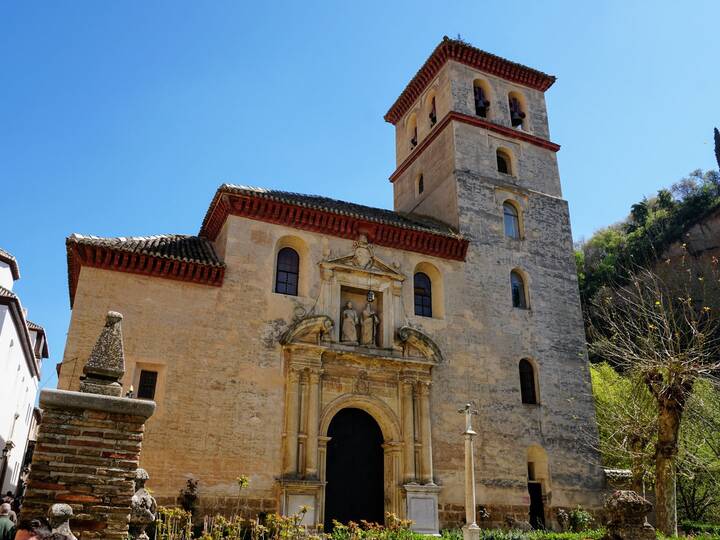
[324,408,384,529]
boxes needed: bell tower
[384,36,561,231]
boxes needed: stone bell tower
[384,36,560,231]
[385,38,606,524]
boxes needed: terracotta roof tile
[26,319,44,332]
[206,185,461,239]
[67,234,224,267]
[385,37,556,125]
[0,247,20,280]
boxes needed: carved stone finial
[602,490,654,540]
[130,468,157,540]
[80,311,126,396]
[48,503,77,540]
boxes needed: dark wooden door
[324,408,384,529]
[528,482,545,529]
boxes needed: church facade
[58,38,606,531]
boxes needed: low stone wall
[155,495,279,520]
[21,390,155,539]
[438,503,532,530]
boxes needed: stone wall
[23,312,155,539]
[21,391,154,539]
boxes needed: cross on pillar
[458,402,480,540]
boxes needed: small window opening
[497,150,510,175]
[503,202,520,239]
[519,359,538,404]
[509,96,526,128]
[414,272,433,317]
[527,461,536,480]
[418,174,424,195]
[429,97,437,126]
[511,270,527,309]
[137,370,158,400]
[474,83,490,118]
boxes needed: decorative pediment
[281,315,334,345]
[397,326,443,364]
[320,236,405,281]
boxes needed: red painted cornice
[389,111,561,183]
[67,242,225,307]
[385,37,556,125]
[201,191,468,262]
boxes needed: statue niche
[340,288,383,347]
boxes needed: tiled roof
[0,285,18,299]
[67,234,224,267]
[26,320,44,332]
[0,285,43,373]
[66,234,226,306]
[203,185,462,239]
[384,37,556,125]
[0,247,20,280]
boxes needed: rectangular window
[137,370,158,400]
[527,462,536,481]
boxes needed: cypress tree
[715,127,720,169]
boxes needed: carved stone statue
[361,302,379,346]
[129,468,157,540]
[48,503,77,540]
[341,301,359,343]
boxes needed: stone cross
[458,403,479,540]
[79,311,126,396]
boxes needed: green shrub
[567,507,593,533]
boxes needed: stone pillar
[460,403,480,540]
[305,368,322,478]
[284,367,302,476]
[401,376,416,483]
[417,380,433,484]
[20,312,156,540]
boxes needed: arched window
[519,359,537,404]
[275,247,299,296]
[509,93,526,128]
[503,202,520,239]
[473,80,490,118]
[497,149,511,175]
[414,272,432,317]
[428,96,437,127]
[408,114,418,150]
[511,270,527,309]
[418,174,424,195]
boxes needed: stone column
[417,380,434,484]
[401,376,416,483]
[460,403,480,540]
[305,368,322,478]
[284,367,302,476]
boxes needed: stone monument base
[404,484,441,535]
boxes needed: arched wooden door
[324,408,384,529]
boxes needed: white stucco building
[0,248,48,495]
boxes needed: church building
[58,37,606,531]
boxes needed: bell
[511,110,526,127]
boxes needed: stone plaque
[286,494,316,526]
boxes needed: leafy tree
[587,259,720,536]
[590,363,656,492]
[655,189,674,211]
[629,198,650,227]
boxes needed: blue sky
[2,1,719,389]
